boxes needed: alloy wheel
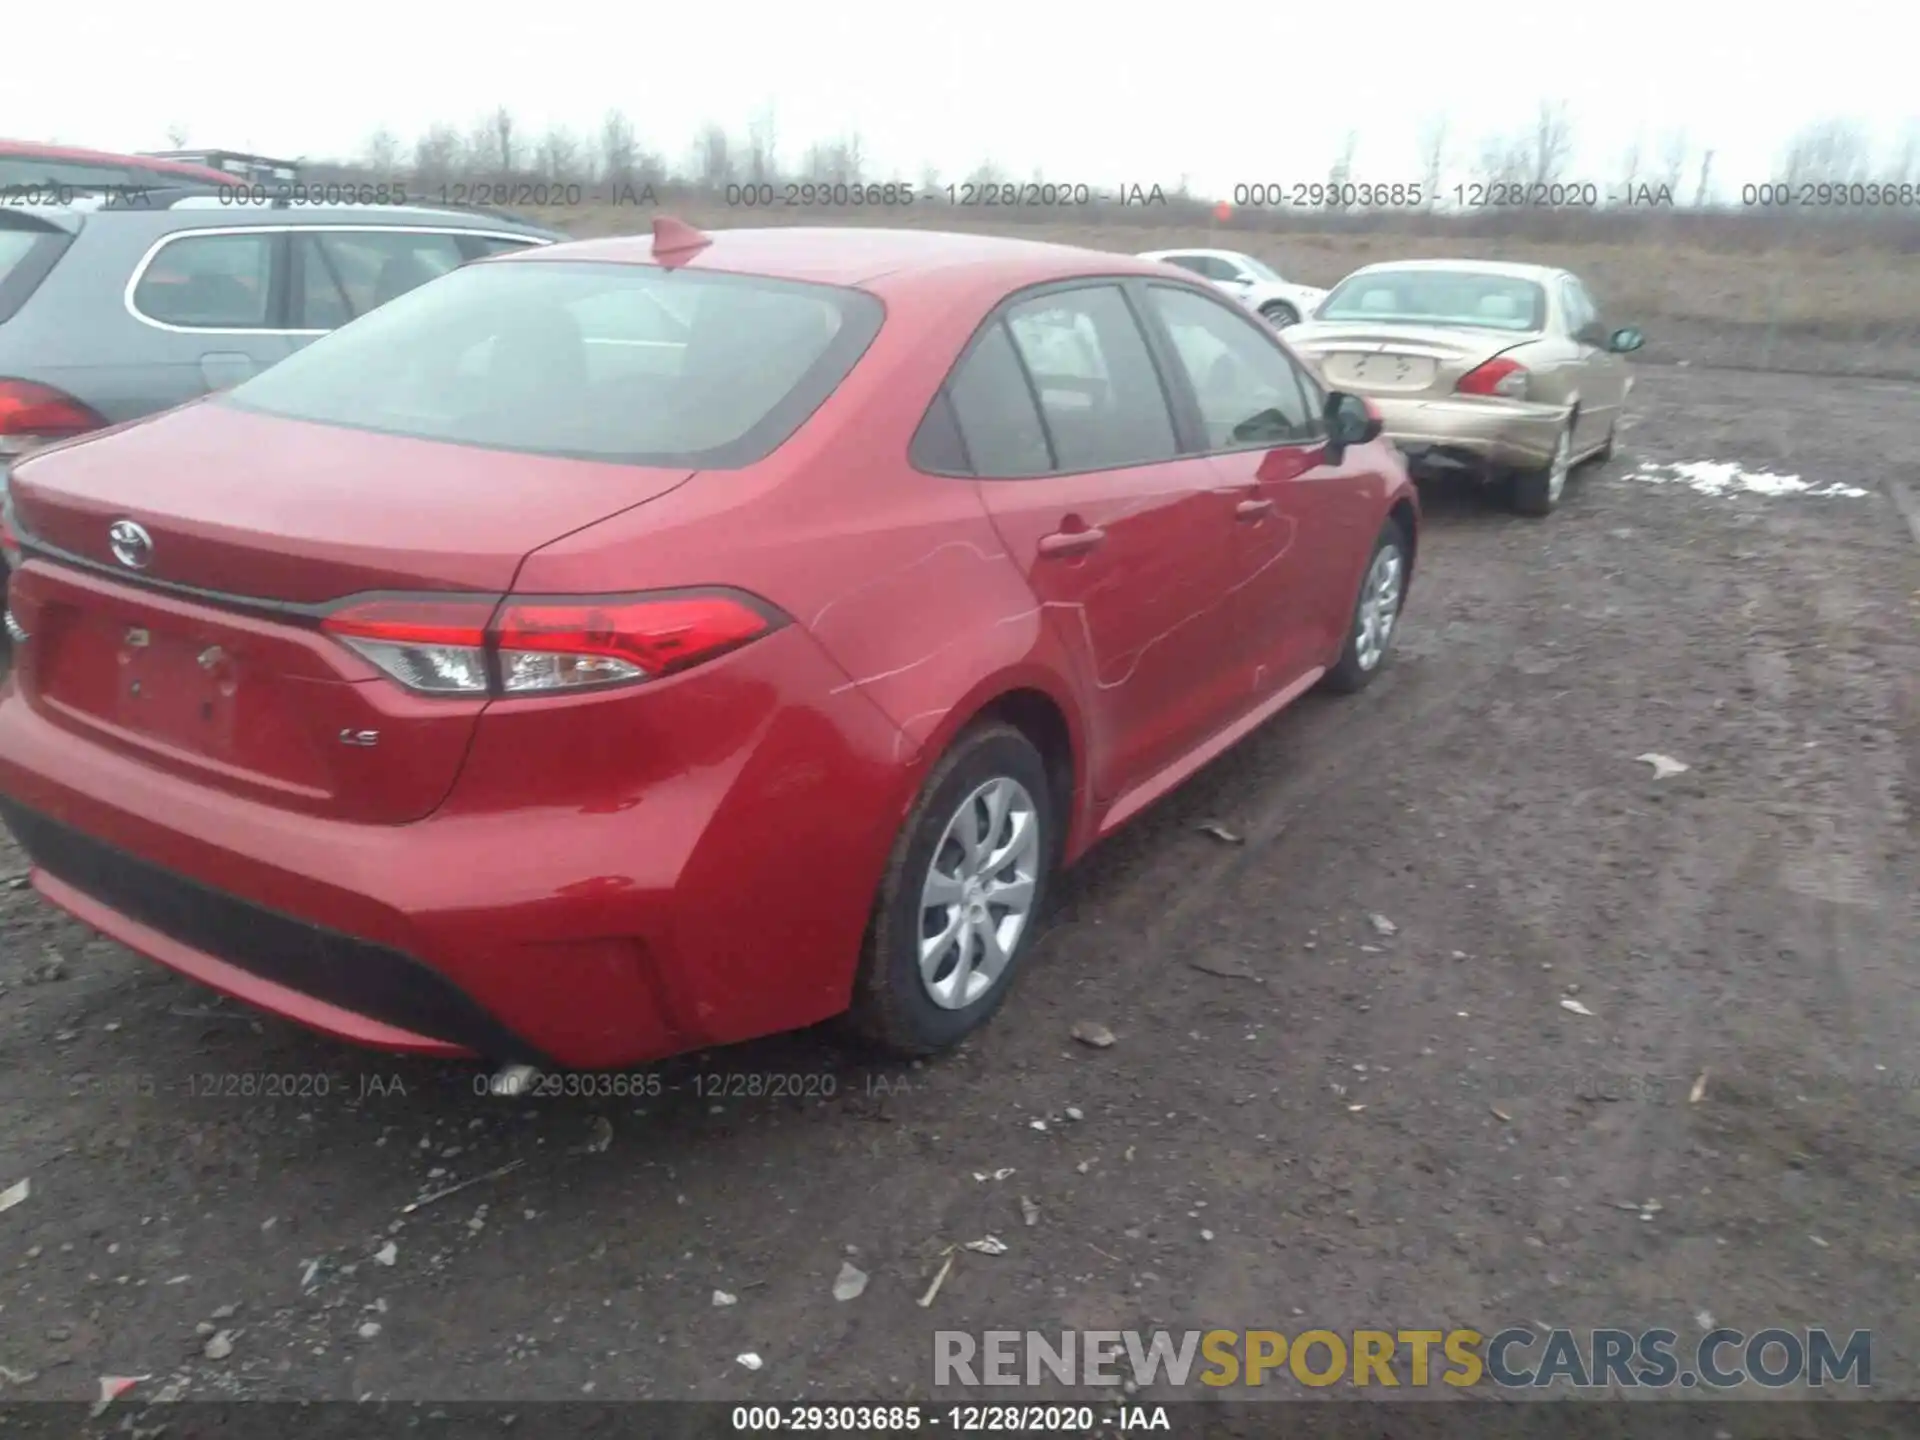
[1354,543,1405,672]
[917,777,1041,1010]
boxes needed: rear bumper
[1,798,534,1060]
[1369,396,1567,477]
[0,624,912,1070]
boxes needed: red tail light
[320,598,493,694]
[1455,357,1528,400]
[0,379,108,458]
[320,590,785,697]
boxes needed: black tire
[1260,301,1300,329]
[1321,518,1412,694]
[1509,423,1573,517]
[846,722,1056,1056]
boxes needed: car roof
[0,138,233,184]
[146,200,562,235]
[511,226,1180,290]
[1136,247,1256,261]
[4,191,563,239]
[1341,257,1561,283]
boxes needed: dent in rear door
[955,287,1244,802]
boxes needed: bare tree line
[291,106,1920,249]
[328,106,1917,202]
[360,106,961,194]
[1424,106,1916,201]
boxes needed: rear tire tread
[1321,518,1411,695]
[1509,425,1572,517]
[845,721,1055,1057]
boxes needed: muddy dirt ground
[0,360,1915,1415]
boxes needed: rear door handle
[1235,498,1275,520]
[1038,527,1107,558]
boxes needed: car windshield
[1235,255,1285,283]
[1317,269,1545,332]
[221,258,885,468]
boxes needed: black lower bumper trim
[0,796,548,1066]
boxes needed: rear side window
[945,324,1052,478]
[0,224,74,325]
[1005,286,1177,471]
[461,235,541,261]
[133,232,275,329]
[908,390,970,473]
[294,230,469,328]
[222,259,885,468]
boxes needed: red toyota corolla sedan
[0,219,1418,1072]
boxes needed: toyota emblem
[108,519,153,571]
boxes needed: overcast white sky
[13,1,1916,198]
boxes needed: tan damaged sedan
[1284,259,1644,516]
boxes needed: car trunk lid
[1286,322,1533,398]
[5,401,697,823]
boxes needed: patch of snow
[1629,460,1869,500]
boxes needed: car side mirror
[1323,390,1380,460]
[1608,326,1644,353]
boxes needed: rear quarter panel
[508,268,1100,852]
[1511,333,1583,410]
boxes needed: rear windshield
[222,258,886,467]
[1317,269,1545,332]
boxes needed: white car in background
[1135,248,1328,329]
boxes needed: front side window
[1146,285,1319,449]
[222,259,883,467]
[1562,278,1599,338]
[132,232,275,328]
[1004,285,1177,471]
